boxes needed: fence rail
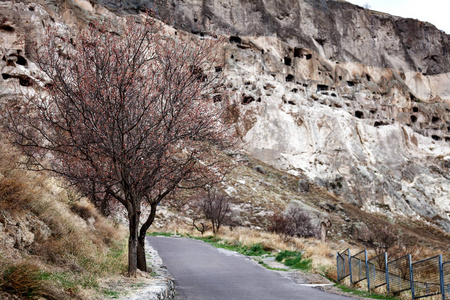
[337,250,448,300]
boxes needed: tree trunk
[128,209,140,277]
[137,202,158,272]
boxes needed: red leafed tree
[1,15,236,276]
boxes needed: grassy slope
[0,142,128,299]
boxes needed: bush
[269,205,318,239]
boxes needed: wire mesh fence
[337,248,350,282]
[351,250,368,284]
[444,261,450,299]
[388,254,412,294]
[338,248,449,299]
[367,252,388,290]
[413,255,442,299]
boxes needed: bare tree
[1,15,236,276]
[196,189,231,234]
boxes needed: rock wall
[0,0,449,232]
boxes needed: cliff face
[97,0,450,76]
[1,0,449,232]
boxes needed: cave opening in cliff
[338,75,342,81]
[0,24,14,32]
[288,101,296,105]
[284,57,292,66]
[412,107,419,112]
[213,95,222,103]
[432,116,440,124]
[411,115,417,123]
[241,95,255,105]
[432,135,441,141]
[229,36,241,44]
[16,56,27,66]
[355,111,364,119]
[215,66,222,72]
[347,81,355,87]
[291,88,298,93]
[305,54,312,60]
[317,84,329,91]
[365,74,371,82]
[2,73,10,80]
[190,66,207,82]
[448,127,450,132]
[294,48,302,58]
[286,74,294,82]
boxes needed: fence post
[348,249,353,285]
[439,255,445,300]
[385,252,390,294]
[365,250,370,291]
[409,254,415,300]
[337,252,340,283]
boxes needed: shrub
[269,205,318,239]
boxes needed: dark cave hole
[241,95,255,105]
[16,56,27,66]
[432,116,440,124]
[355,111,364,119]
[410,115,417,123]
[286,74,294,82]
[229,36,241,44]
[412,107,419,112]
[284,57,292,66]
[432,135,441,141]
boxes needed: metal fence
[367,252,388,290]
[351,250,368,284]
[388,254,413,294]
[444,261,450,299]
[337,249,448,300]
[337,248,350,282]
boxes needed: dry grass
[0,138,128,299]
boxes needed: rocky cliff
[1,0,449,232]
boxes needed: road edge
[120,238,175,300]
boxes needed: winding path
[148,236,355,300]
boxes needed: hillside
[0,141,130,299]
[0,0,449,297]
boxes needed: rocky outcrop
[96,0,450,76]
[0,0,449,233]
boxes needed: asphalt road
[148,236,354,300]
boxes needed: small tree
[196,189,231,234]
[1,15,236,276]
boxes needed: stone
[297,179,310,193]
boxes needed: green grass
[102,289,120,298]
[192,236,271,257]
[275,250,312,271]
[257,261,288,271]
[147,232,178,237]
[335,284,399,300]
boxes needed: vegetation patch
[194,236,272,257]
[275,250,312,271]
[335,284,399,300]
